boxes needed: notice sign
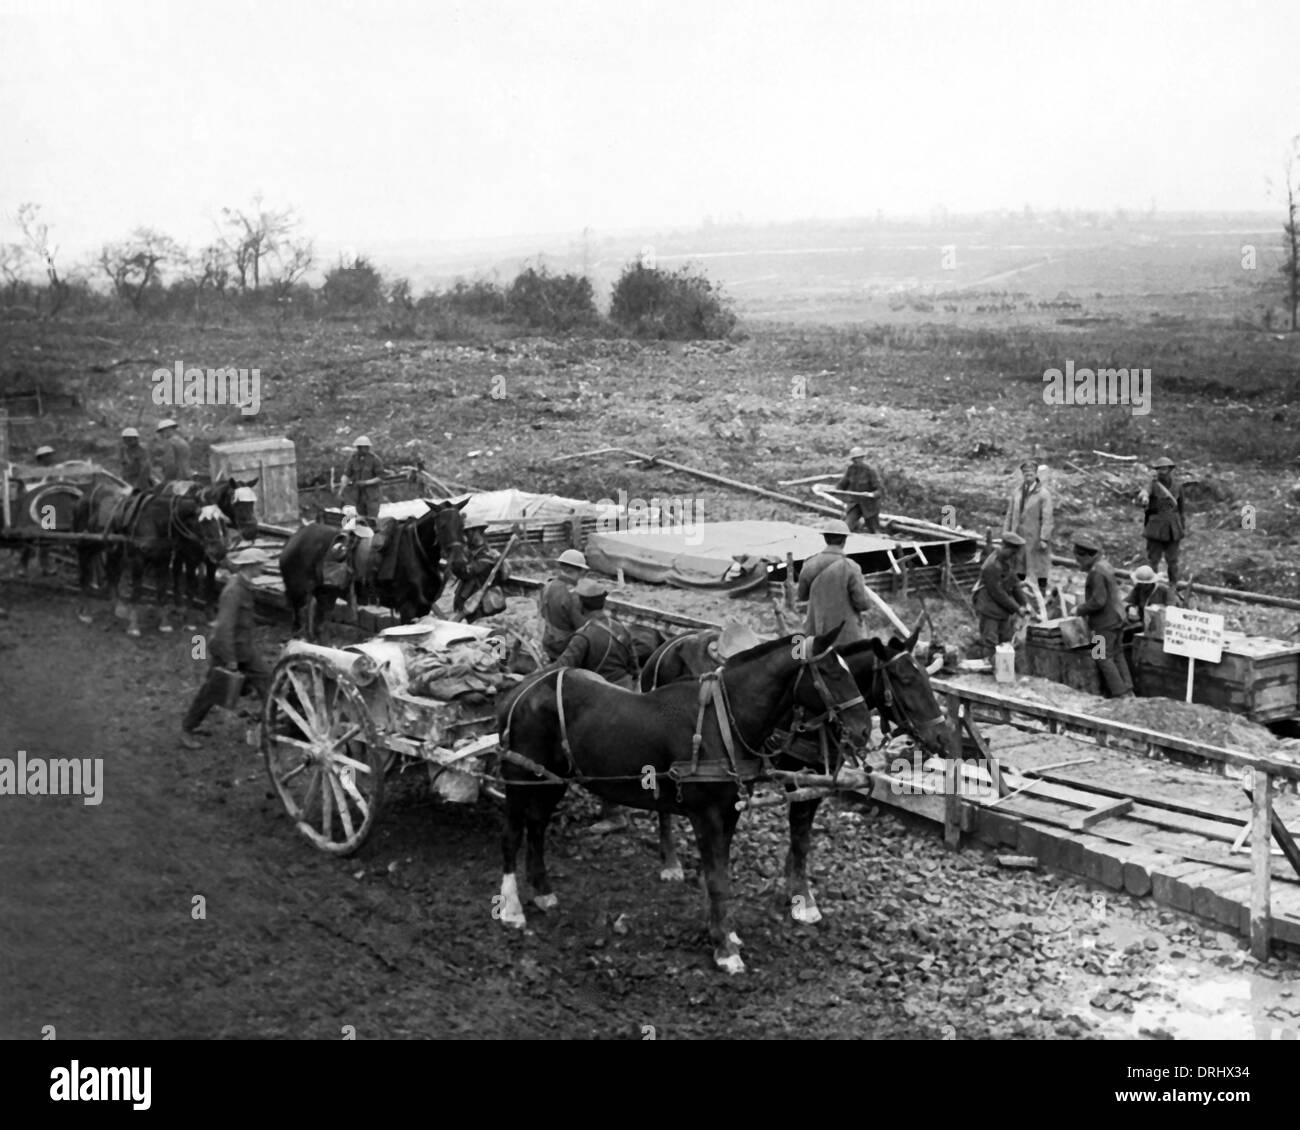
[1163,607,1225,664]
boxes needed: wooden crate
[1132,632,1300,722]
[1028,616,1090,650]
[210,437,298,526]
[1022,639,1102,694]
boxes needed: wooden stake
[1250,768,1273,961]
[1185,657,1195,704]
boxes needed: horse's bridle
[872,650,943,745]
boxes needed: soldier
[155,418,191,484]
[1072,532,1134,699]
[1004,459,1054,594]
[836,446,883,533]
[453,519,509,618]
[1139,456,1185,588]
[340,435,385,520]
[33,444,56,467]
[554,576,638,835]
[180,547,272,748]
[1123,564,1175,623]
[797,518,871,644]
[539,548,588,660]
[119,427,154,492]
[972,532,1028,660]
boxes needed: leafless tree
[220,194,301,292]
[0,241,27,301]
[98,228,181,312]
[1280,136,1300,333]
[16,203,70,317]
[266,238,315,299]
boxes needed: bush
[443,278,508,317]
[506,264,597,331]
[609,262,737,339]
[321,255,385,311]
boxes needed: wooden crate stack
[1020,616,1101,694]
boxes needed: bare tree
[16,203,70,317]
[1280,136,1300,333]
[220,194,301,292]
[98,228,181,312]
[266,238,315,299]
[0,241,27,302]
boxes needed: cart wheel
[261,654,385,855]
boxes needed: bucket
[993,643,1016,684]
[211,666,244,709]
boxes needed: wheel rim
[261,655,384,855]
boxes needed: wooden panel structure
[1132,632,1300,722]
[210,437,299,526]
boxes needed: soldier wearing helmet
[539,548,589,660]
[796,518,872,644]
[155,418,191,484]
[340,435,385,519]
[1138,456,1186,588]
[836,446,883,533]
[119,427,154,492]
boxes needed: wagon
[259,619,526,854]
[0,459,130,550]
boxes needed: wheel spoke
[276,759,312,787]
[331,751,371,776]
[285,668,322,736]
[327,723,364,752]
[320,762,334,835]
[338,770,371,817]
[296,765,324,820]
[270,733,315,754]
[273,692,315,743]
[327,771,355,842]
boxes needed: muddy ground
[3,578,1299,1041]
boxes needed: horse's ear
[246,476,260,488]
[900,616,923,653]
[811,622,844,655]
[455,497,469,511]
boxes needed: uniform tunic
[121,444,154,492]
[343,451,386,518]
[837,460,883,531]
[1076,554,1132,697]
[539,576,584,660]
[1143,475,1185,586]
[182,574,269,732]
[797,546,871,644]
[555,614,638,688]
[972,550,1026,656]
[159,434,192,483]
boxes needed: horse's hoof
[715,952,746,975]
[533,893,558,911]
[791,898,823,925]
[500,908,527,929]
[659,865,685,882]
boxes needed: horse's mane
[726,633,799,663]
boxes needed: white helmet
[121,427,139,439]
[156,418,178,431]
[354,435,372,447]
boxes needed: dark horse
[279,498,469,639]
[494,626,873,974]
[73,483,229,637]
[640,623,948,922]
[161,477,260,621]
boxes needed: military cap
[120,427,140,438]
[820,518,851,537]
[557,549,588,570]
[1000,531,1026,547]
[1150,456,1176,469]
[1071,532,1101,553]
[1019,458,1038,472]
[575,578,608,599]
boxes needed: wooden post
[1185,657,1195,703]
[784,552,796,610]
[944,691,963,848]
[1250,769,1273,961]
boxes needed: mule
[494,626,873,974]
[640,623,947,922]
[279,498,468,640]
[162,477,260,620]
[73,484,228,637]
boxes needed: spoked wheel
[261,654,385,855]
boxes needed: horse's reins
[872,651,943,744]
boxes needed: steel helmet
[34,445,54,458]
[120,427,139,439]
[156,418,177,431]
[557,549,589,570]
[819,518,851,537]
[354,435,372,447]
[1131,565,1157,583]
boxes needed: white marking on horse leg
[791,893,823,924]
[716,951,746,975]
[497,873,527,929]
[726,930,744,949]
[533,892,558,911]
[659,864,685,882]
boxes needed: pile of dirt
[1093,697,1284,756]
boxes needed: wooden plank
[1069,797,1134,831]
[944,692,962,848]
[1252,769,1273,960]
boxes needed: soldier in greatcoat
[1004,459,1053,594]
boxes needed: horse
[279,498,469,640]
[640,622,948,922]
[161,477,260,620]
[494,625,874,974]
[73,484,229,637]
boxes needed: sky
[1,0,1299,261]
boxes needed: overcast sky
[2,0,1298,259]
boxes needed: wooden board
[1132,633,1300,722]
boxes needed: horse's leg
[687,802,744,974]
[785,796,824,924]
[156,550,175,634]
[497,785,529,928]
[658,811,684,882]
[125,552,144,637]
[525,783,566,910]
